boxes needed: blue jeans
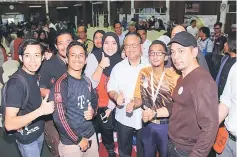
[216,137,236,157]
[16,133,44,157]
[141,122,169,157]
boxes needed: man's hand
[38,94,55,116]
[84,103,94,120]
[78,137,89,151]
[116,90,125,106]
[142,106,155,122]
[105,109,112,118]
[126,98,135,113]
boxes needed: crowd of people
[0,17,236,157]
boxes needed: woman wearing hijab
[85,32,122,157]
[91,30,105,54]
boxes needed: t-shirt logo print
[77,95,86,109]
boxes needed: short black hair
[136,25,147,33]
[66,40,87,57]
[227,32,236,53]
[78,25,87,33]
[149,40,168,54]
[18,39,44,56]
[113,21,122,28]
[55,29,73,44]
[199,27,210,38]
[190,20,196,24]
[17,31,24,38]
[124,32,142,44]
[214,22,223,28]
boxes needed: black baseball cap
[168,31,197,47]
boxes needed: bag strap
[2,73,30,121]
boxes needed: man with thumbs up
[49,41,99,157]
[4,39,55,157]
[108,32,149,157]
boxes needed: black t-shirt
[6,69,44,144]
[39,54,67,90]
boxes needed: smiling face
[149,44,166,67]
[103,36,118,56]
[20,44,43,75]
[94,32,103,49]
[67,45,86,72]
[56,33,73,58]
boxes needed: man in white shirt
[137,25,152,60]
[114,22,125,47]
[218,63,236,157]
[108,32,149,157]
[187,20,198,38]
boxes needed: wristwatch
[152,111,157,120]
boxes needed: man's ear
[192,47,199,58]
[19,55,23,62]
[41,55,45,61]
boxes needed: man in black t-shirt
[39,30,73,157]
[5,39,54,157]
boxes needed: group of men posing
[3,24,236,157]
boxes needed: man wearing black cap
[139,31,219,157]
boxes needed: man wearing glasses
[107,32,149,157]
[132,40,179,157]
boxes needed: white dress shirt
[107,57,149,130]
[142,39,152,60]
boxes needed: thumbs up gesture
[126,98,135,113]
[116,90,125,106]
[39,94,55,116]
[99,52,110,69]
[84,103,94,120]
[142,106,154,123]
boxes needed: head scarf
[94,32,122,76]
[91,30,105,54]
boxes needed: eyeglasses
[124,43,140,50]
[149,51,166,56]
[214,27,220,30]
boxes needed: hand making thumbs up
[84,103,94,120]
[99,52,110,69]
[142,105,155,123]
[116,90,125,106]
[38,94,55,116]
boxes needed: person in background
[207,22,227,79]
[114,21,125,47]
[197,27,214,56]
[10,30,24,61]
[85,32,122,157]
[91,30,105,54]
[128,22,137,33]
[33,31,39,40]
[77,25,93,54]
[216,33,236,98]
[171,25,210,72]
[39,30,48,43]
[136,25,151,60]
[187,20,198,38]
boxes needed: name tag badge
[178,86,183,95]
